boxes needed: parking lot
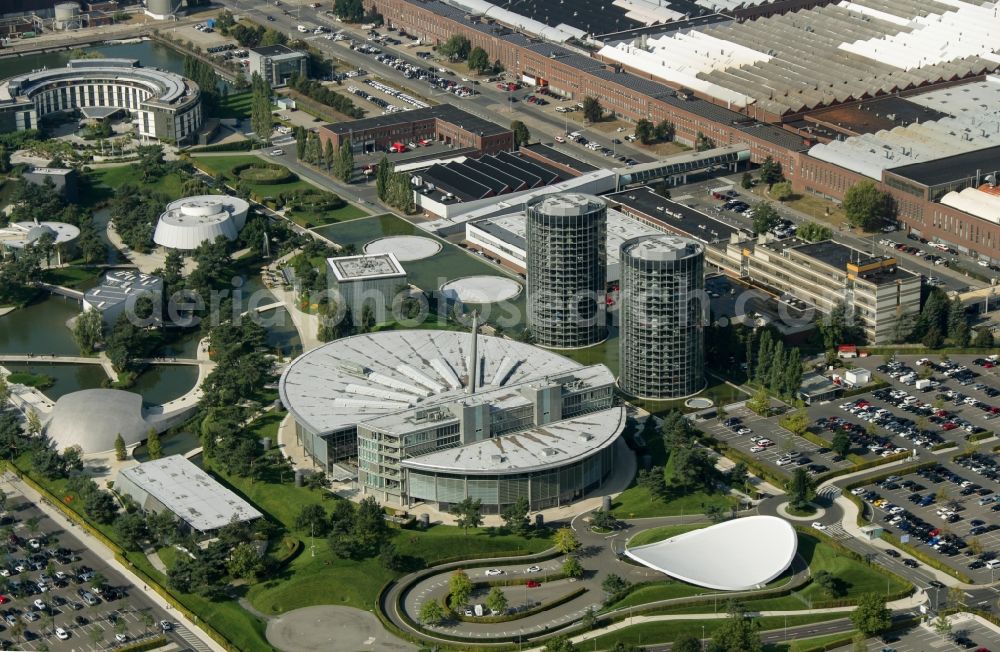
[824,354,1000,581]
[831,617,999,651]
[0,482,192,652]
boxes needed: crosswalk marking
[823,523,850,540]
[173,624,212,652]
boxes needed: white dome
[153,195,249,250]
[46,389,150,454]
[625,515,798,591]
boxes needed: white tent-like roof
[625,515,798,591]
[941,187,1000,224]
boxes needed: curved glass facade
[619,235,705,399]
[526,193,608,348]
[405,444,615,514]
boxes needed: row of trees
[891,285,987,348]
[249,72,273,146]
[634,119,675,145]
[287,74,364,119]
[750,329,803,400]
[375,156,416,213]
[182,56,221,116]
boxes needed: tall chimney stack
[467,311,479,395]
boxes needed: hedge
[703,438,788,490]
[231,161,297,185]
[931,441,958,452]
[188,140,255,153]
[447,585,588,624]
[800,431,832,449]
[841,377,889,397]
[966,431,994,443]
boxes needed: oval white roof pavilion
[625,515,797,591]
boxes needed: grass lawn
[5,371,54,389]
[287,201,368,228]
[627,523,709,549]
[764,631,856,652]
[215,92,253,120]
[612,453,738,519]
[588,613,844,648]
[41,266,103,290]
[85,166,186,206]
[192,154,315,198]
[744,532,911,610]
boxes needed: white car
[776,457,793,466]
[811,522,826,530]
[28,539,40,550]
[160,620,173,632]
[33,599,45,610]
[270,149,285,156]
[525,566,541,573]
[485,568,504,576]
[55,627,69,640]
[851,487,866,495]
[750,445,765,453]
[116,633,128,643]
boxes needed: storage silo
[54,2,82,30]
[145,0,183,20]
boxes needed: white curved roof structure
[46,389,151,454]
[941,187,1000,224]
[153,195,249,250]
[625,515,797,591]
[0,221,80,249]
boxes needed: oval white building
[625,515,798,591]
[153,195,250,250]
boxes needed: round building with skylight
[278,325,624,512]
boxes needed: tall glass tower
[526,193,608,348]
[619,234,705,399]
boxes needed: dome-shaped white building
[46,389,151,454]
[153,195,249,250]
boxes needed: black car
[74,615,88,626]
[968,560,985,569]
[952,636,976,649]
[928,580,945,589]
[902,559,919,568]
[266,15,275,20]
[885,549,901,558]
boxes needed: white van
[297,25,309,33]
[473,604,484,617]
[986,559,1000,570]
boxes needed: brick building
[317,104,513,155]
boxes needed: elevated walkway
[614,145,750,187]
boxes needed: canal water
[0,362,107,400]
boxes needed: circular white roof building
[279,328,623,511]
[625,516,798,591]
[153,195,249,250]
[46,389,151,454]
[0,221,80,249]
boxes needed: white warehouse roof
[153,195,250,250]
[941,187,1000,224]
[625,515,798,591]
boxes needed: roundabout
[438,275,523,304]
[364,235,442,261]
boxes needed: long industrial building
[278,326,623,512]
[0,59,202,143]
[370,0,1000,264]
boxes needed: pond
[130,365,199,406]
[0,362,108,401]
[313,214,527,330]
[133,430,201,463]
[0,296,80,356]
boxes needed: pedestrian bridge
[614,145,750,187]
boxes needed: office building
[619,234,705,399]
[246,45,308,87]
[526,193,608,349]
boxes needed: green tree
[850,593,891,637]
[467,46,490,73]
[654,119,675,142]
[637,466,667,501]
[673,634,703,652]
[449,569,472,607]
[543,635,579,652]
[375,155,392,201]
[146,428,163,460]
[295,125,307,159]
[751,201,781,235]
[779,409,809,436]
[510,120,530,146]
[695,131,714,151]
[974,327,994,347]
[843,180,893,231]
[797,221,833,242]
[553,527,580,554]
[73,309,103,355]
[787,467,813,510]
[581,606,597,630]
[295,503,330,537]
[334,141,354,182]
[500,496,530,536]
[419,599,445,625]
[771,181,793,201]
[813,569,845,597]
[227,542,264,580]
[932,615,952,638]
[114,511,148,551]
[635,118,654,144]
[713,602,762,652]
[590,508,618,531]
[582,96,603,123]
[671,447,717,493]
[741,172,754,189]
[601,573,631,603]
[759,156,784,186]
[747,388,770,416]
[323,138,335,172]
[831,430,851,458]
[561,555,584,579]
[114,433,126,461]
[451,497,483,534]
[852,633,867,652]
[250,72,273,145]
[440,34,471,60]
[485,586,508,615]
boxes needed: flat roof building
[278,326,621,512]
[326,253,407,325]
[246,45,308,87]
[318,104,514,157]
[0,220,80,264]
[83,270,163,324]
[116,455,263,534]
